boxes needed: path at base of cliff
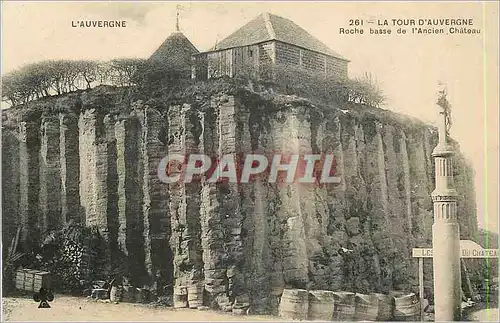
[1,295,281,321]
[2,295,498,322]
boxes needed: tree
[75,60,102,89]
[108,58,146,86]
[2,72,23,106]
[2,59,115,106]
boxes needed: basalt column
[431,98,461,321]
[340,116,379,293]
[406,127,434,243]
[96,115,116,244]
[216,95,247,309]
[270,106,311,289]
[406,128,435,296]
[78,109,117,275]
[247,103,282,312]
[362,119,394,292]
[59,113,80,223]
[316,115,346,291]
[39,116,62,233]
[167,104,204,293]
[95,114,119,274]
[200,99,227,308]
[79,109,98,225]
[115,116,146,284]
[382,124,412,290]
[137,107,172,290]
[19,120,40,247]
[234,99,256,311]
[2,127,20,249]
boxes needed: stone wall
[197,41,348,81]
[326,55,349,79]
[275,41,348,79]
[1,86,479,311]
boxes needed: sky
[1,1,499,233]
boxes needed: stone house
[192,12,349,81]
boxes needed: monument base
[432,222,462,321]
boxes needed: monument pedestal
[432,222,462,321]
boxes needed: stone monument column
[431,92,462,321]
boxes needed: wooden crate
[34,271,51,292]
[15,269,51,292]
[15,270,25,290]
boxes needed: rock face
[1,85,478,312]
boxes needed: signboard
[412,240,499,259]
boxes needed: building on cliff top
[147,19,199,80]
[149,31,199,66]
[192,12,350,81]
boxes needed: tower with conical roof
[148,9,199,79]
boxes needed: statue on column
[437,86,453,136]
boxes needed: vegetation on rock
[2,57,386,112]
[1,59,144,106]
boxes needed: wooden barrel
[308,290,335,321]
[332,292,355,321]
[174,286,188,308]
[279,289,309,320]
[187,284,204,308]
[389,290,406,299]
[394,293,420,321]
[232,307,249,315]
[91,288,109,300]
[122,285,136,303]
[354,293,379,321]
[372,293,394,321]
[110,286,123,302]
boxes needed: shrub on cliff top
[255,64,386,108]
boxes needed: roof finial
[175,5,180,31]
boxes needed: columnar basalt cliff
[1,84,479,312]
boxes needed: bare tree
[109,58,146,86]
[2,73,23,106]
[75,60,102,89]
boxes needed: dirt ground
[462,301,499,322]
[466,308,499,321]
[1,295,282,322]
[2,295,498,322]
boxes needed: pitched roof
[149,31,199,67]
[207,13,348,61]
